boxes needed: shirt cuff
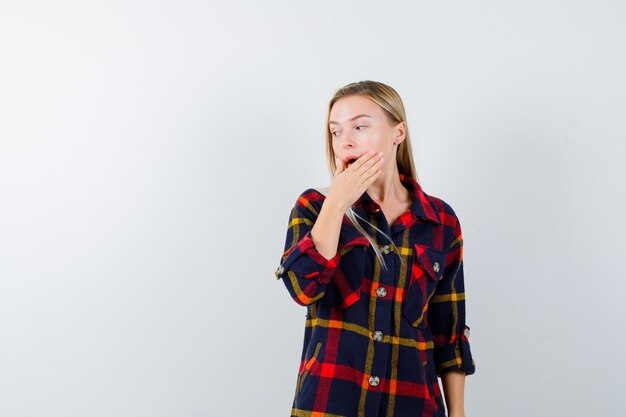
[433,325,476,376]
[275,231,341,285]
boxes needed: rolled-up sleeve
[275,190,341,306]
[427,214,476,376]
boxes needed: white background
[1,1,624,416]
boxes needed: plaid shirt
[275,173,476,417]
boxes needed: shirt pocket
[319,225,371,309]
[402,243,447,328]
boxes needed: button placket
[371,242,391,391]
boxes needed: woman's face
[329,95,404,170]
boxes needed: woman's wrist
[323,195,349,215]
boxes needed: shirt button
[463,327,470,338]
[368,376,380,386]
[380,244,390,254]
[373,330,383,341]
[376,287,387,297]
[433,262,440,273]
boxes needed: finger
[350,150,378,171]
[363,167,382,186]
[361,156,385,178]
[357,152,384,176]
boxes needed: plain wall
[1,1,624,416]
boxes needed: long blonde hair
[314,80,420,271]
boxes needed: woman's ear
[393,121,407,145]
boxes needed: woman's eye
[356,125,367,130]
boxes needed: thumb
[335,157,346,175]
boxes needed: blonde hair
[314,80,420,271]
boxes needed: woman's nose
[341,132,356,149]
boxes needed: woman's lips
[345,156,359,166]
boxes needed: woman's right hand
[327,150,385,211]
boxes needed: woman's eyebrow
[329,114,372,125]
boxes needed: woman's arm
[275,190,347,306]
[441,370,466,417]
[426,206,476,413]
[310,196,346,260]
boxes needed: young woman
[275,80,476,417]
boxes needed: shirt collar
[353,173,441,225]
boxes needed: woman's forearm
[440,370,466,417]
[310,197,346,260]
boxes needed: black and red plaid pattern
[276,174,476,417]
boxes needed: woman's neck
[367,169,409,205]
